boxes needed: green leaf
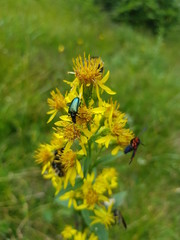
[91,224,108,240]
[55,198,69,207]
[113,191,127,207]
[92,151,123,168]
[81,209,92,225]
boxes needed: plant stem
[84,139,91,177]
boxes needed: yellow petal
[96,135,112,148]
[90,219,101,226]
[63,79,72,86]
[76,204,87,210]
[111,146,120,155]
[69,168,76,186]
[47,109,56,114]
[80,135,88,144]
[68,198,72,208]
[76,160,81,174]
[79,84,83,99]
[96,85,101,101]
[100,70,110,84]
[60,115,71,121]
[83,129,92,138]
[64,168,72,189]
[64,141,73,152]
[77,149,84,155]
[47,110,58,123]
[92,107,105,114]
[73,199,78,209]
[79,142,87,156]
[99,82,116,95]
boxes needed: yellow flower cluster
[60,168,117,210]
[35,54,133,235]
[61,225,98,240]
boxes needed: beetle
[68,97,80,123]
[124,137,144,164]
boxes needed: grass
[0,0,180,239]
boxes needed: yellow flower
[51,174,64,195]
[73,54,104,85]
[41,142,83,193]
[55,121,81,141]
[89,233,98,240]
[91,204,115,229]
[65,54,116,100]
[50,133,66,150]
[94,168,118,195]
[76,101,105,134]
[104,99,125,127]
[54,120,88,155]
[74,231,87,240]
[61,225,77,239]
[60,143,83,188]
[61,226,98,240]
[34,144,54,174]
[111,128,134,155]
[47,88,66,123]
[77,173,108,210]
[60,190,80,209]
[96,100,134,153]
[58,44,65,53]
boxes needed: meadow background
[0,0,180,239]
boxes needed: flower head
[60,144,83,188]
[35,144,54,174]
[61,226,98,240]
[73,54,104,86]
[47,88,67,123]
[65,54,116,101]
[61,225,77,239]
[96,99,134,153]
[91,204,115,229]
[94,168,118,195]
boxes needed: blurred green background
[0,0,180,239]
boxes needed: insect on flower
[68,97,80,123]
[91,56,104,73]
[113,209,127,229]
[124,137,144,164]
[52,148,65,177]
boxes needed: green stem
[84,140,91,177]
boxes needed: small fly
[113,209,127,229]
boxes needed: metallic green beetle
[68,97,80,123]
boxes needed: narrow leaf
[93,151,123,168]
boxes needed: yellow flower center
[77,106,92,124]
[64,124,81,141]
[85,189,98,206]
[111,123,123,136]
[61,150,76,172]
[35,146,53,164]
